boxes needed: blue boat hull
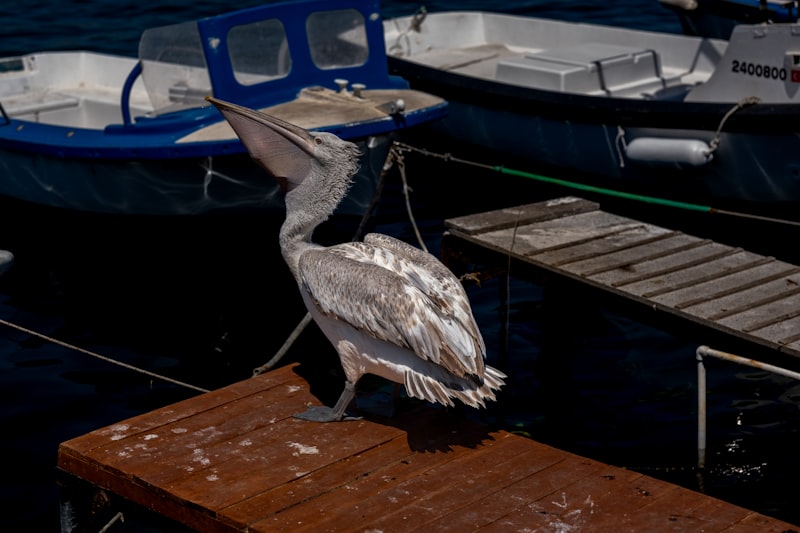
[0,0,447,216]
[0,135,392,216]
[426,97,800,206]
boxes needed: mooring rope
[392,141,800,228]
[98,512,124,533]
[615,125,628,168]
[393,145,429,252]
[386,6,427,56]
[0,317,210,393]
[253,312,312,376]
[707,96,761,155]
[615,96,760,167]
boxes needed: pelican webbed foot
[293,380,360,422]
[293,405,361,422]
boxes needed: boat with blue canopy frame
[0,0,447,216]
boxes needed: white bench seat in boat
[0,91,80,116]
[496,43,663,95]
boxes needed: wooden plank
[222,407,480,526]
[632,253,776,299]
[651,260,799,309]
[438,465,644,532]
[715,289,800,331]
[238,410,507,529]
[766,320,800,345]
[681,273,800,320]
[586,482,708,531]
[552,233,707,275]
[412,445,582,532]
[226,434,416,526]
[467,455,614,531]
[355,436,557,531]
[531,226,676,267]
[165,416,403,512]
[63,380,315,490]
[577,241,733,285]
[682,497,754,530]
[60,369,295,456]
[263,431,537,531]
[477,210,648,257]
[730,512,800,532]
[444,196,599,236]
[496,473,686,531]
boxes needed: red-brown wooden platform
[58,363,798,532]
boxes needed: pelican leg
[294,381,360,422]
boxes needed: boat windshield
[139,21,211,113]
[137,5,371,115]
[228,18,291,86]
[306,9,368,70]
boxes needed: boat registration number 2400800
[731,60,791,80]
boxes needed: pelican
[207,96,506,422]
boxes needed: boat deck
[57,362,798,532]
[385,9,713,100]
[395,39,696,99]
[443,196,800,360]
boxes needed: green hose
[494,165,714,213]
[393,141,800,227]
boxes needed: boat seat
[167,84,210,105]
[0,91,80,116]
[496,43,664,96]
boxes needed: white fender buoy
[625,137,713,166]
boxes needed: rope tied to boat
[392,140,800,228]
[615,126,628,168]
[393,141,495,171]
[707,96,761,155]
[387,6,428,56]
[392,144,429,253]
[615,96,759,168]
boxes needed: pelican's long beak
[206,96,315,192]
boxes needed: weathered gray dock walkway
[443,196,800,360]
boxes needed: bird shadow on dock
[291,362,499,454]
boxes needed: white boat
[384,8,800,215]
[0,0,446,216]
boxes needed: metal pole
[697,345,800,382]
[695,345,800,471]
[696,348,707,470]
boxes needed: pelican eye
[314,136,323,145]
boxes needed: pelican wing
[298,241,485,379]
[363,233,485,354]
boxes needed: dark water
[4,1,800,531]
